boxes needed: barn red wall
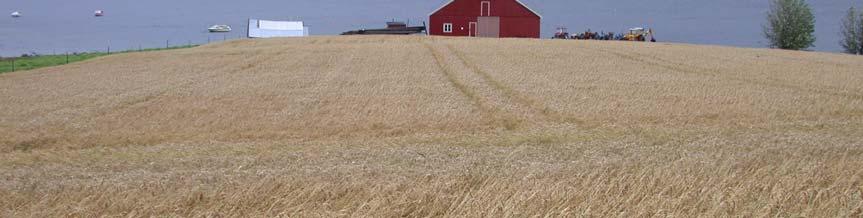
[429,16,475,37]
[499,17,540,38]
[429,0,540,38]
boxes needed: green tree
[840,6,863,54]
[764,0,816,50]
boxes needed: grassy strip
[0,45,197,74]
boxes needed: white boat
[94,10,104,17]
[11,11,21,18]
[208,25,232,33]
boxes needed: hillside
[1,36,862,216]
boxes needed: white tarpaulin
[258,20,304,30]
[248,19,309,38]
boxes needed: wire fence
[0,33,248,73]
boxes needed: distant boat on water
[94,10,104,17]
[11,11,21,18]
[208,25,232,33]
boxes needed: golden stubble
[1,36,861,217]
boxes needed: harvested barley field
[1,36,862,217]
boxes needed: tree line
[764,0,862,54]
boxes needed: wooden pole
[65,52,69,64]
[11,59,15,72]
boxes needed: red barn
[429,0,541,38]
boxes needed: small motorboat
[208,25,232,33]
[11,11,21,18]
[94,10,104,17]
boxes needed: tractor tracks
[425,42,519,129]
[445,44,570,123]
[579,45,863,100]
[424,41,562,130]
[101,49,307,118]
[424,43,488,111]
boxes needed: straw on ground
[1,36,862,217]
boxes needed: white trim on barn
[428,0,542,19]
[481,1,491,16]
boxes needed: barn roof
[428,0,542,19]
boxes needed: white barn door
[477,17,499,37]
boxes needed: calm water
[0,0,858,56]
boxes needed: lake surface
[0,0,859,56]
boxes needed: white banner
[258,20,304,31]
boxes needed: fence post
[166,40,170,49]
[66,52,69,64]
[11,59,14,72]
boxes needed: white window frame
[443,23,453,33]
[481,1,491,16]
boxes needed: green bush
[764,0,816,50]
[841,6,863,54]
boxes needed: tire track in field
[446,44,573,124]
[121,53,273,106]
[103,49,310,117]
[423,42,523,130]
[8,50,249,144]
[424,43,486,110]
[579,44,863,100]
[14,51,233,124]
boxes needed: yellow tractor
[623,27,654,42]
